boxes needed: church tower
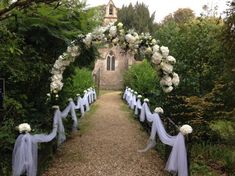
[103,0,118,26]
[92,0,135,90]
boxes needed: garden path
[42,91,165,176]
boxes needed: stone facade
[93,0,136,90]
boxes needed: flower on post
[137,95,142,99]
[18,123,31,133]
[180,124,193,135]
[154,107,164,114]
[144,98,149,102]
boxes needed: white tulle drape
[134,98,142,115]
[12,88,97,176]
[123,88,189,176]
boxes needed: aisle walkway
[43,91,164,176]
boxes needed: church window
[107,51,115,71]
[109,4,113,15]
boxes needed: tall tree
[163,8,195,24]
[118,2,156,34]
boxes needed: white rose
[18,123,31,133]
[145,47,152,54]
[151,52,162,65]
[180,124,193,135]
[160,62,173,74]
[172,73,180,87]
[160,75,172,87]
[166,56,176,64]
[68,98,73,102]
[151,39,157,45]
[144,98,149,102]
[83,33,92,46]
[112,38,119,44]
[154,107,164,114]
[163,86,173,93]
[160,46,169,57]
[117,22,123,28]
[52,105,59,109]
[125,34,136,44]
[152,45,160,52]
[109,26,117,37]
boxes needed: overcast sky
[86,0,229,22]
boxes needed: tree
[173,8,195,23]
[163,8,195,24]
[118,2,157,34]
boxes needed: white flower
[160,75,172,87]
[151,52,162,65]
[160,46,169,57]
[9,0,17,4]
[154,107,164,114]
[18,123,31,133]
[119,29,125,35]
[112,38,119,44]
[134,91,138,95]
[180,124,193,135]
[144,98,149,102]
[117,22,123,28]
[172,73,180,87]
[47,93,51,97]
[125,34,136,44]
[76,94,80,96]
[52,105,59,109]
[83,33,92,47]
[55,94,59,98]
[109,26,117,37]
[163,86,173,93]
[151,39,157,45]
[68,98,73,102]
[145,47,152,54]
[137,95,142,98]
[166,56,176,64]
[160,62,173,74]
[131,90,134,93]
[127,88,131,91]
[84,90,87,93]
[152,45,160,53]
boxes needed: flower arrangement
[180,125,193,135]
[18,123,31,133]
[68,98,73,102]
[154,107,164,114]
[144,98,149,102]
[50,22,179,94]
[137,95,142,98]
[52,105,59,109]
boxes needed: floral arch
[50,22,180,94]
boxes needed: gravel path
[42,91,165,176]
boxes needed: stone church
[92,0,136,90]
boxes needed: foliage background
[121,2,235,175]
[0,1,100,175]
